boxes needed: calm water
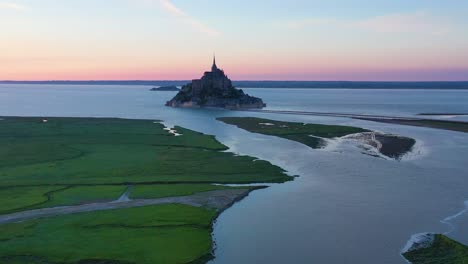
[256,88,468,121]
[1,84,467,264]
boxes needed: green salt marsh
[0,116,292,263]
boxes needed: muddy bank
[375,134,416,159]
[0,189,253,225]
[342,132,416,160]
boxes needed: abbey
[192,57,233,95]
[166,57,265,109]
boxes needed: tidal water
[1,84,467,264]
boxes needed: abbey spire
[211,55,218,72]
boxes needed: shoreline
[205,186,268,263]
[401,200,468,263]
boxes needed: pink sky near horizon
[2,60,467,81]
[2,67,468,82]
[3,42,467,81]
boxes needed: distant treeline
[1,80,468,89]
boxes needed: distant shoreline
[1,80,468,89]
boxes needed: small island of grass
[218,117,416,159]
[403,234,468,264]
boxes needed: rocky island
[166,57,266,109]
[150,85,180,91]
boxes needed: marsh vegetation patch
[218,117,415,159]
[403,234,468,264]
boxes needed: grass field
[403,234,468,264]
[218,117,369,148]
[0,117,290,186]
[0,186,65,215]
[0,204,216,264]
[131,184,245,199]
[0,116,292,263]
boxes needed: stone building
[191,56,233,96]
[166,56,265,109]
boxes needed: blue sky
[1,0,467,80]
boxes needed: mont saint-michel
[3,1,468,264]
[166,57,266,109]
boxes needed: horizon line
[2,80,468,83]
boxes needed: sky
[1,0,468,81]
